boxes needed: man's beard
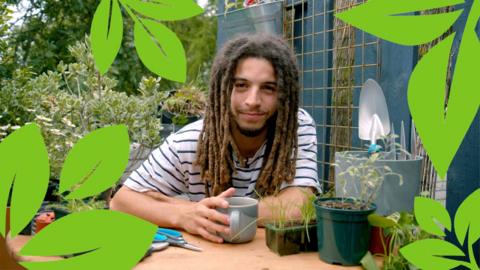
[235,114,276,138]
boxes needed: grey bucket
[334,151,423,216]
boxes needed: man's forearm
[109,186,193,229]
[258,187,314,227]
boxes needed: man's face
[230,57,278,137]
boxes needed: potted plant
[160,84,207,136]
[362,212,437,270]
[314,154,401,265]
[265,192,318,256]
[334,136,422,216]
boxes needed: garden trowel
[359,79,391,154]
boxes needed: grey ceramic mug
[218,197,258,243]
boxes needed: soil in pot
[265,222,317,256]
[315,197,376,266]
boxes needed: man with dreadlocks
[111,34,320,243]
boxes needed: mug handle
[229,210,240,238]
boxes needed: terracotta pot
[369,226,391,255]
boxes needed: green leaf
[360,251,380,270]
[134,18,186,82]
[335,0,463,45]
[59,125,130,199]
[124,0,204,21]
[454,189,480,246]
[91,0,124,74]
[400,239,465,270]
[368,214,397,228]
[19,210,157,270]
[408,2,480,178]
[0,124,49,237]
[414,197,451,237]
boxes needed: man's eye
[262,86,276,92]
[235,83,247,88]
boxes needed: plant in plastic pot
[160,84,207,137]
[364,212,437,270]
[314,153,401,265]
[265,192,318,256]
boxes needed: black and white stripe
[124,109,320,201]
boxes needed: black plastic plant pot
[265,222,318,256]
[314,197,376,266]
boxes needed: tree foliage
[4,0,217,93]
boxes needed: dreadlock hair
[196,34,300,197]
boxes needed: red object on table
[35,212,55,233]
[369,226,391,255]
[245,0,256,6]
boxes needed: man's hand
[178,187,235,243]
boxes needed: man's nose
[244,86,261,107]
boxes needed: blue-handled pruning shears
[154,228,203,252]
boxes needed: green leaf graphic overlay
[455,189,480,248]
[335,0,463,45]
[124,0,203,21]
[409,2,480,178]
[90,0,202,82]
[414,196,452,237]
[336,0,480,178]
[59,125,130,199]
[0,124,49,237]
[133,17,186,82]
[91,0,124,74]
[19,210,157,270]
[400,239,465,270]
[401,190,480,269]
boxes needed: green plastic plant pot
[265,223,317,256]
[314,198,376,266]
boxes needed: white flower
[11,126,21,130]
[35,115,53,122]
[49,129,65,136]
[0,125,10,131]
[61,117,76,128]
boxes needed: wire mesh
[283,0,381,191]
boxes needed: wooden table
[135,228,372,270]
[7,229,379,270]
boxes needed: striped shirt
[124,108,320,201]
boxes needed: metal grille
[283,0,381,190]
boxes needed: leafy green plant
[224,0,244,14]
[91,0,203,82]
[298,191,316,242]
[335,152,403,210]
[266,200,294,230]
[161,84,207,125]
[0,124,157,269]
[399,190,480,270]
[367,212,437,270]
[335,0,480,179]
[1,38,166,179]
[47,197,107,214]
